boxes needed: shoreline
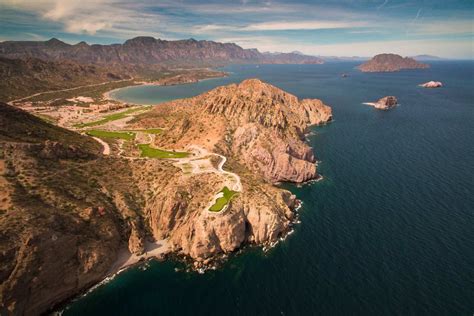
[103,71,228,105]
[109,240,170,275]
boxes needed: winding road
[92,137,111,155]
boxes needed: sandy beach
[108,239,170,275]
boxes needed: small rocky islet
[365,96,398,110]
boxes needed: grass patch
[209,186,238,212]
[86,130,135,141]
[128,128,162,134]
[138,144,189,159]
[74,107,150,128]
[141,128,162,134]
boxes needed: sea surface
[65,62,474,315]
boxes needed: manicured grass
[74,107,149,128]
[128,128,162,134]
[86,130,136,141]
[138,144,189,159]
[141,128,162,134]
[209,186,238,212]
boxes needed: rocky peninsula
[0,79,332,315]
[358,53,429,72]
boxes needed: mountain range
[0,37,323,67]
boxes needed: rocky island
[364,96,398,110]
[0,79,331,314]
[419,81,443,88]
[358,53,429,72]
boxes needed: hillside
[0,57,128,102]
[358,53,429,72]
[132,78,332,183]
[0,37,323,67]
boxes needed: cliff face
[358,53,429,72]
[0,37,323,67]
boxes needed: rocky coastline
[0,78,332,315]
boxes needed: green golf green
[138,144,189,158]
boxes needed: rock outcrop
[358,53,429,72]
[419,81,443,88]
[365,96,398,110]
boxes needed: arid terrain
[0,77,331,315]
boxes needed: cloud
[410,20,474,36]
[1,0,162,36]
[243,20,367,31]
[193,20,368,34]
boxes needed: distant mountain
[0,37,323,67]
[261,51,323,64]
[411,55,444,61]
[358,53,429,72]
[320,56,370,62]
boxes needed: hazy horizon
[0,0,473,59]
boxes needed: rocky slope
[133,79,332,183]
[0,56,128,102]
[358,53,429,72]
[0,79,331,315]
[0,37,323,67]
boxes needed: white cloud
[410,20,474,36]
[1,0,163,36]
[243,20,368,31]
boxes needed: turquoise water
[66,62,474,315]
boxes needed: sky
[0,0,472,58]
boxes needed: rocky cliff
[358,53,429,72]
[0,37,323,67]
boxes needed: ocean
[64,62,474,315]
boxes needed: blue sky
[0,0,472,58]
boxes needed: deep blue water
[65,62,474,315]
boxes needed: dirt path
[92,137,111,155]
[173,145,242,214]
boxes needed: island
[419,81,443,88]
[364,96,398,110]
[358,53,429,72]
[0,79,332,315]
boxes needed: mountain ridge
[0,37,324,67]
